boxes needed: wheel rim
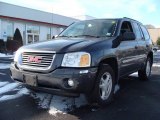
[99,72,112,100]
[146,60,151,77]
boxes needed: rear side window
[140,25,150,40]
[132,22,143,39]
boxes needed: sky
[0,0,160,27]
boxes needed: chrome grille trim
[19,51,56,71]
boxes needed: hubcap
[99,72,112,100]
[146,60,151,77]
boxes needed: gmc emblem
[28,56,42,63]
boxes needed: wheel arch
[147,51,153,65]
[99,57,119,83]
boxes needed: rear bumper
[10,63,97,97]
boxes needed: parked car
[10,17,153,105]
[152,46,159,52]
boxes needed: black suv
[10,17,153,105]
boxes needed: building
[73,15,96,20]
[0,2,78,45]
[147,28,160,44]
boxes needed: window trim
[132,22,144,41]
[139,24,150,40]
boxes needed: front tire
[87,64,115,105]
[138,57,152,81]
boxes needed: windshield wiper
[58,35,69,38]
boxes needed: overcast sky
[1,0,160,27]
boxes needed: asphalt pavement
[0,53,160,120]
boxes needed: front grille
[22,52,55,69]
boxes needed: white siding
[0,2,78,26]
[40,26,48,41]
[0,19,2,39]
[52,27,60,36]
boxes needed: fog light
[68,79,74,87]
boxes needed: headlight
[14,48,23,65]
[61,52,91,67]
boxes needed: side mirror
[52,35,58,39]
[123,32,136,41]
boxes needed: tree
[13,28,23,46]
[157,37,160,46]
[145,24,155,29]
[6,28,23,53]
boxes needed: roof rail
[123,17,142,24]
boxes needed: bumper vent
[22,52,55,70]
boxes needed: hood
[21,37,112,53]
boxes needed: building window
[47,27,51,40]
[26,25,40,44]
[1,20,14,41]
[27,25,40,34]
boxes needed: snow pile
[49,95,87,115]
[31,92,87,116]
[0,63,11,69]
[130,72,138,77]
[31,93,52,109]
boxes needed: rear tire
[138,57,152,81]
[86,64,115,105]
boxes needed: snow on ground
[0,81,8,87]
[31,92,87,116]
[0,82,20,94]
[31,92,53,109]
[0,88,29,101]
[49,95,87,115]
[153,63,160,67]
[0,53,14,58]
[0,63,11,69]
[0,80,88,116]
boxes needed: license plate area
[23,74,37,86]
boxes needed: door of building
[27,33,39,44]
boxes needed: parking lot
[0,51,160,120]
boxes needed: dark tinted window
[140,25,150,40]
[120,21,133,35]
[133,22,143,39]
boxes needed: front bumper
[10,63,97,97]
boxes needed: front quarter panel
[87,39,116,67]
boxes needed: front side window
[120,21,133,35]
[59,19,117,38]
[140,25,150,40]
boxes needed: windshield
[59,19,117,38]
